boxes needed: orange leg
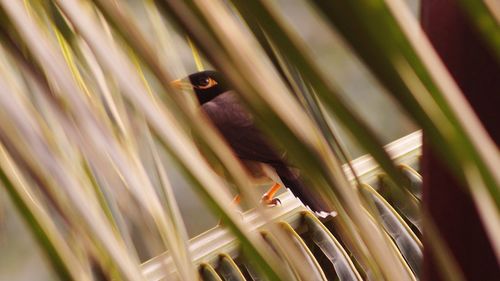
[218,194,243,226]
[261,183,282,205]
[232,194,241,205]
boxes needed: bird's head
[171,70,229,104]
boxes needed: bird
[171,70,334,217]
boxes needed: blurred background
[0,0,420,280]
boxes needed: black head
[171,70,229,105]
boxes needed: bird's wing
[202,91,285,165]
[203,92,334,214]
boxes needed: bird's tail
[273,165,336,218]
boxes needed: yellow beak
[170,79,193,90]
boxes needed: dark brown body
[202,91,331,212]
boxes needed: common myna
[171,70,333,216]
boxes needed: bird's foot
[260,182,282,207]
[260,195,281,207]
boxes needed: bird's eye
[194,77,218,89]
[199,78,210,86]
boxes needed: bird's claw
[261,196,281,207]
[267,198,281,207]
